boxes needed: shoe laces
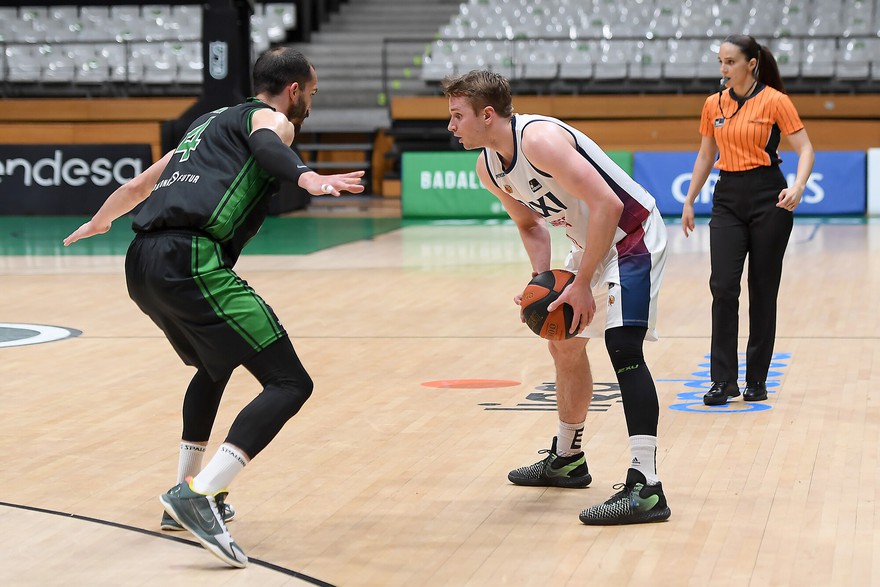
[605,482,635,504]
[535,447,557,463]
[215,491,230,517]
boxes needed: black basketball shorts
[125,231,286,380]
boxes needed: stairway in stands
[289,0,460,197]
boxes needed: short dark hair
[442,70,514,117]
[252,47,314,96]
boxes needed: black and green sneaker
[508,437,592,488]
[579,468,671,525]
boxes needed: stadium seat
[521,41,560,81]
[175,41,203,84]
[6,45,42,82]
[801,39,836,77]
[558,41,594,80]
[629,41,663,80]
[772,38,802,78]
[593,40,629,80]
[836,38,872,79]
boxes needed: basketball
[520,269,578,340]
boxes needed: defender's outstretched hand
[299,170,366,196]
[63,219,111,246]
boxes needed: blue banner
[634,151,866,216]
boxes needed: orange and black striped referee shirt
[699,83,804,172]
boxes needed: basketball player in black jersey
[64,47,364,568]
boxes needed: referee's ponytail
[722,34,786,93]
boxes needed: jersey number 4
[175,116,216,162]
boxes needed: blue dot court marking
[0,323,81,348]
[661,352,789,414]
[669,401,773,414]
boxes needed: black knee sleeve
[605,326,647,372]
[226,337,314,458]
[225,379,312,457]
[605,326,659,437]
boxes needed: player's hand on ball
[549,285,594,335]
[521,270,582,340]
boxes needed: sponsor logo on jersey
[527,191,567,217]
[152,171,202,192]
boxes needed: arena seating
[1,0,878,98]
[419,0,880,92]
[0,3,295,90]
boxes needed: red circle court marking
[421,379,521,389]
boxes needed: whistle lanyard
[717,80,758,123]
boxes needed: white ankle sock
[191,443,248,495]
[629,435,658,485]
[557,420,586,457]
[177,441,207,484]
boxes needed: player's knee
[288,374,314,409]
[271,373,313,418]
[548,337,588,364]
[604,326,646,371]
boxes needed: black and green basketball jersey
[132,98,279,262]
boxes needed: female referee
[680,34,814,406]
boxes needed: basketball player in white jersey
[443,70,670,525]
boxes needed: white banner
[868,148,880,216]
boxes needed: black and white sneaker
[579,468,671,525]
[508,437,592,488]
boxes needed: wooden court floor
[2,216,880,586]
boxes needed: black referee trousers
[709,165,792,385]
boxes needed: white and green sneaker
[579,468,671,525]
[159,480,248,568]
[508,437,592,488]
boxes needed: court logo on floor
[479,382,621,412]
[0,323,81,348]
[664,352,790,413]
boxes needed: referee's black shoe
[703,381,740,406]
[743,381,768,401]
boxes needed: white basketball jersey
[481,114,657,252]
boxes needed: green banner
[402,151,505,218]
[402,150,634,219]
[607,150,633,175]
